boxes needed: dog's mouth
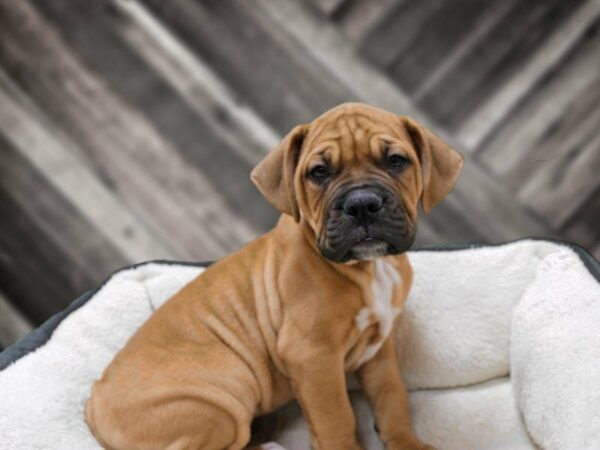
[317,184,415,263]
[349,237,389,261]
[319,226,414,262]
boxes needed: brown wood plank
[417,0,585,129]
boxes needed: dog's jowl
[85,103,463,450]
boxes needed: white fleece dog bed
[1,239,599,450]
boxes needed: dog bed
[1,238,599,450]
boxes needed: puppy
[85,103,463,450]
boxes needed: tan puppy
[85,103,463,450]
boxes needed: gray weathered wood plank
[387,0,506,95]
[478,20,600,191]
[32,0,274,237]
[0,131,129,283]
[0,196,88,324]
[0,0,260,260]
[417,0,584,128]
[410,0,516,105]
[562,185,600,258]
[359,0,443,69]
[458,0,600,149]
[0,127,131,325]
[0,72,175,263]
[515,62,600,228]
[114,0,279,160]
[305,0,349,17]
[333,0,399,43]
[142,0,350,132]
[0,159,119,324]
[0,290,32,349]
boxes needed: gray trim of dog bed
[1,238,598,372]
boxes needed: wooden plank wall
[0,0,598,349]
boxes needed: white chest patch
[354,259,402,367]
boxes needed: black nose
[343,189,383,220]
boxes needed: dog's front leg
[356,338,434,450]
[282,348,363,450]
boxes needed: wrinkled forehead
[302,108,407,161]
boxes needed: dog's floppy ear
[251,124,309,222]
[401,117,464,213]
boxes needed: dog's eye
[308,164,330,181]
[387,153,409,170]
